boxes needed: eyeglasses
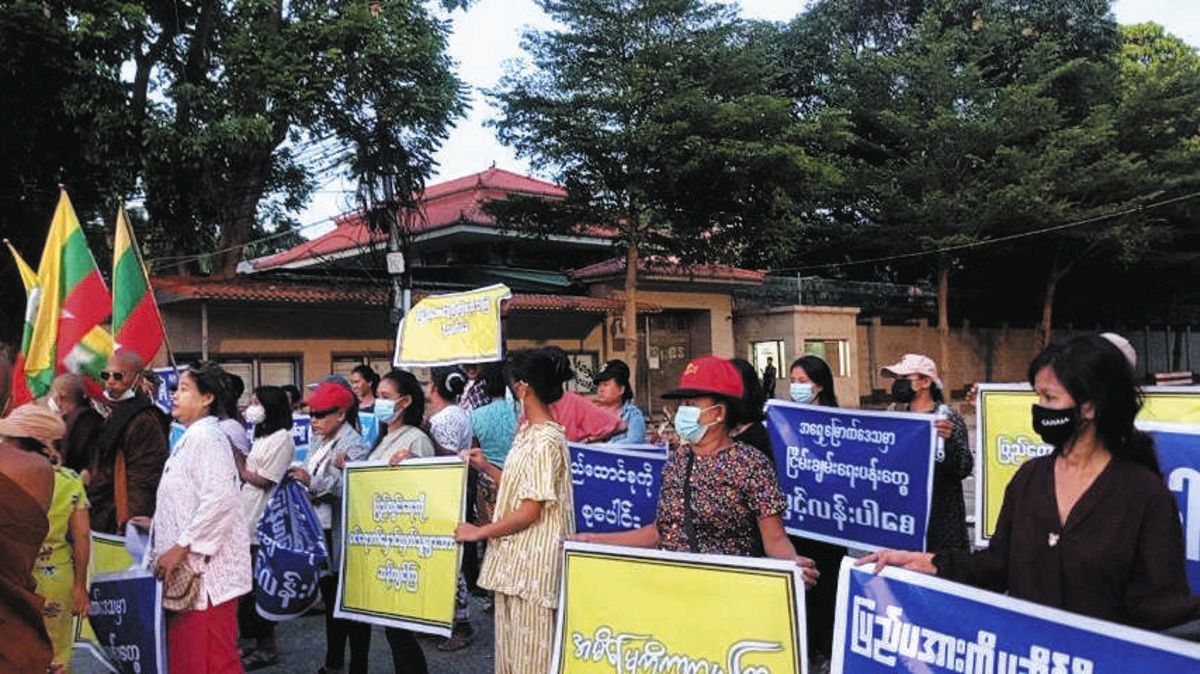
[309,408,339,420]
[99,371,125,381]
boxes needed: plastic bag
[253,475,329,620]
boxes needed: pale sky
[296,0,1200,238]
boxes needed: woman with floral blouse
[575,356,818,585]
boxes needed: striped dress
[477,420,574,674]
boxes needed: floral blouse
[655,442,787,557]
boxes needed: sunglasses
[309,408,340,420]
[99,371,126,381]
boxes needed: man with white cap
[881,354,973,553]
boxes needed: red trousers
[167,598,243,674]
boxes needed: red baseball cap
[305,381,355,412]
[661,356,744,400]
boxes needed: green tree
[5,0,469,281]
[488,0,845,387]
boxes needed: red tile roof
[153,276,660,314]
[568,257,765,284]
[250,167,578,271]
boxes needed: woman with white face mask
[237,385,295,669]
[573,356,817,587]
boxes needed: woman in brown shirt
[861,334,1200,630]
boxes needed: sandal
[437,623,475,652]
[242,649,279,671]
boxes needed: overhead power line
[770,191,1200,273]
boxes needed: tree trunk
[1038,269,1061,350]
[624,241,640,402]
[937,256,951,396]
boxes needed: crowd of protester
[0,331,1197,673]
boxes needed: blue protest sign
[151,366,180,415]
[86,570,166,674]
[255,477,328,620]
[1140,421,1200,593]
[766,401,936,552]
[833,558,1200,673]
[360,412,380,450]
[291,414,312,464]
[569,443,667,533]
[168,422,186,454]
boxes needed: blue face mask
[673,404,720,444]
[789,382,815,404]
[374,398,397,425]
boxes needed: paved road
[73,596,497,673]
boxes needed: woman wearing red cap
[575,356,817,582]
[288,381,371,674]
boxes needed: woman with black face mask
[860,335,1200,633]
[881,354,972,553]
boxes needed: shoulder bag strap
[114,449,129,528]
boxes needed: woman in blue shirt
[594,359,646,444]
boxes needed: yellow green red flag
[4,239,40,407]
[111,205,164,363]
[24,189,113,396]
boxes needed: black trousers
[385,627,429,673]
[320,528,372,674]
[238,545,275,642]
[461,468,481,593]
[790,534,847,660]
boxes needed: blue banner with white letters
[766,401,936,552]
[291,413,313,464]
[255,476,328,620]
[1140,422,1200,593]
[833,558,1200,673]
[86,570,165,674]
[569,443,667,533]
[151,366,180,415]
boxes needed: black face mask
[1031,404,1080,448]
[891,379,916,403]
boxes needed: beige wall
[160,302,394,385]
[734,305,862,407]
[857,320,1043,399]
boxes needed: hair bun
[447,371,467,395]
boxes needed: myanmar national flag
[4,239,40,407]
[24,190,114,397]
[112,206,164,363]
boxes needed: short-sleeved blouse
[655,442,787,557]
[477,421,575,608]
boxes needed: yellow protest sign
[74,532,136,656]
[553,542,807,674]
[392,284,512,367]
[335,458,467,636]
[975,384,1200,545]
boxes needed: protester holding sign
[881,353,972,552]
[862,335,1200,631]
[288,381,371,674]
[784,355,849,669]
[365,368,436,672]
[455,348,576,674]
[237,386,296,670]
[150,362,251,673]
[0,404,62,673]
[370,369,435,463]
[575,356,818,584]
